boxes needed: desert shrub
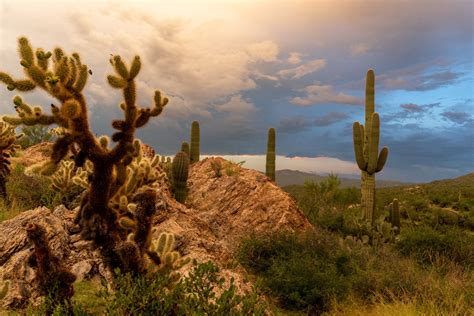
[100,261,266,315]
[238,229,474,314]
[396,226,474,268]
[5,164,59,210]
[16,125,53,149]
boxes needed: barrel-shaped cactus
[352,70,389,224]
[190,121,200,164]
[389,198,401,232]
[181,141,190,157]
[265,128,276,181]
[172,151,189,203]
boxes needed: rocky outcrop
[0,156,311,309]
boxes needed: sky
[0,0,473,182]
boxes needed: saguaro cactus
[266,128,276,181]
[190,121,200,164]
[352,70,389,224]
[172,151,189,203]
[181,141,190,156]
[389,198,401,232]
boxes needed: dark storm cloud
[383,103,440,122]
[277,116,313,134]
[313,112,350,127]
[441,111,473,125]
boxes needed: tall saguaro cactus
[190,121,200,164]
[266,128,276,181]
[352,70,389,224]
[172,151,189,203]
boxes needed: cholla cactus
[148,232,189,274]
[352,70,389,224]
[0,280,10,300]
[0,121,22,199]
[26,223,76,313]
[0,37,169,274]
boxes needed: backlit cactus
[0,121,22,199]
[352,70,389,224]
[389,198,401,232]
[172,151,189,203]
[0,37,169,275]
[190,121,200,164]
[266,128,276,181]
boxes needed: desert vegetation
[0,36,472,316]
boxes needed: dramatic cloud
[314,112,350,126]
[441,111,472,125]
[384,103,440,122]
[277,59,326,79]
[278,116,313,134]
[291,85,363,106]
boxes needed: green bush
[396,226,474,268]
[5,164,59,210]
[100,261,266,315]
[238,231,355,312]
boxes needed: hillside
[276,169,409,188]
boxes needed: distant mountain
[276,169,409,188]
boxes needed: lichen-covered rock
[0,156,311,309]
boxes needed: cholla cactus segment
[0,280,9,300]
[49,127,69,137]
[148,232,189,272]
[51,160,76,192]
[0,122,21,197]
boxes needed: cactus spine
[172,151,189,203]
[266,128,276,181]
[389,198,401,232]
[181,141,190,157]
[190,121,200,164]
[352,70,389,224]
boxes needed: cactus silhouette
[190,121,200,164]
[172,151,189,203]
[0,37,169,274]
[352,70,389,224]
[266,128,276,181]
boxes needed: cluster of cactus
[190,121,200,164]
[147,232,189,275]
[0,121,22,199]
[265,128,276,181]
[0,37,170,275]
[352,70,389,224]
[172,151,189,203]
